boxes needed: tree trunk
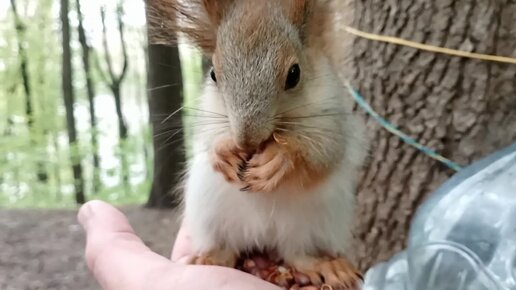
[145,43,185,209]
[10,0,48,183]
[201,56,211,76]
[61,0,86,205]
[52,132,63,201]
[142,43,152,181]
[348,0,516,271]
[112,83,130,193]
[112,84,128,140]
[0,117,15,185]
[99,4,130,143]
[76,0,101,194]
[98,3,131,194]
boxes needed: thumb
[78,200,172,290]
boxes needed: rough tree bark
[60,0,86,204]
[76,0,101,193]
[10,0,48,183]
[340,0,516,271]
[145,1,186,208]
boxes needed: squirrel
[161,0,369,288]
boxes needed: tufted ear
[284,0,312,29]
[147,0,234,55]
[282,0,330,45]
[202,0,233,27]
[282,0,320,42]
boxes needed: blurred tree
[141,40,152,181]
[343,0,516,271]
[60,0,85,204]
[98,4,129,141]
[10,0,48,183]
[75,0,101,194]
[98,2,130,192]
[201,57,211,76]
[145,0,185,208]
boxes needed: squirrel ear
[285,0,312,28]
[283,0,330,45]
[202,0,233,27]
[283,0,318,42]
[147,0,233,55]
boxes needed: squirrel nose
[230,116,273,152]
[236,132,273,153]
[236,137,260,152]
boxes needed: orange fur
[283,0,311,28]
[211,134,333,193]
[189,248,238,267]
[148,0,233,54]
[291,256,362,289]
[203,0,233,26]
[243,135,334,193]
[211,138,248,184]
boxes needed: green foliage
[0,0,202,208]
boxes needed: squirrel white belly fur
[184,151,358,261]
[166,0,369,288]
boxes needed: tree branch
[100,5,115,82]
[92,50,109,84]
[10,0,35,131]
[116,1,129,85]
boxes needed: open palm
[78,200,281,290]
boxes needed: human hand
[77,200,281,290]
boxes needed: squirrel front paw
[186,248,238,268]
[241,142,293,193]
[288,256,363,290]
[211,138,248,183]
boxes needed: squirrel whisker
[183,106,228,117]
[274,113,346,120]
[275,99,337,116]
[156,120,229,132]
[147,83,181,92]
[159,106,228,125]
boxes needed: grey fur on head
[216,2,304,148]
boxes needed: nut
[293,272,311,286]
[242,259,256,271]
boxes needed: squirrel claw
[242,142,291,193]
[289,256,362,290]
[186,249,238,268]
[212,138,247,184]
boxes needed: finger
[158,266,283,290]
[78,200,173,290]
[170,219,194,262]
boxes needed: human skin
[77,200,281,290]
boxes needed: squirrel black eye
[210,67,217,83]
[285,64,300,90]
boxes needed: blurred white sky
[0,0,147,50]
[0,0,146,25]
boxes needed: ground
[0,206,181,290]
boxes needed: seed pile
[235,252,361,290]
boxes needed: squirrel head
[156,0,331,150]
